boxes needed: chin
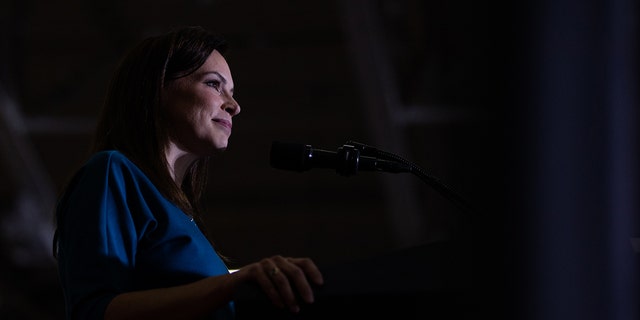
[213,140,229,151]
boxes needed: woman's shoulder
[74,150,148,184]
[68,150,155,196]
[57,151,141,209]
[83,150,136,170]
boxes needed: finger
[268,257,300,312]
[288,257,324,285]
[255,261,285,310]
[274,257,318,304]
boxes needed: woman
[53,26,323,319]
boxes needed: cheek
[163,85,219,131]
[165,93,205,121]
[182,106,216,138]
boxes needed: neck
[165,143,199,187]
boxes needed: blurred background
[0,0,638,319]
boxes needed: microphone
[270,141,411,176]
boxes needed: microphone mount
[334,144,412,176]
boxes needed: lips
[212,118,232,130]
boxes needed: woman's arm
[104,255,324,320]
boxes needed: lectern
[233,240,475,319]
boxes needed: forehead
[197,50,233,84]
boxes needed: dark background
[0,0,638,319]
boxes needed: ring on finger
[269,267,280,277]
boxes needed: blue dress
[55,150,234,319]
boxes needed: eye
[205,80,222,94]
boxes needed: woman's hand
[234,255,324,313]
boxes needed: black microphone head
[270,141,312,172]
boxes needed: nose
[223,97,240,116]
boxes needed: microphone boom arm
[346,141,476,216]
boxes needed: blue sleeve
[56,152,155,319]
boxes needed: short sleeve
[56,152,153,319]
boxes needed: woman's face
[163,49,240,156]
